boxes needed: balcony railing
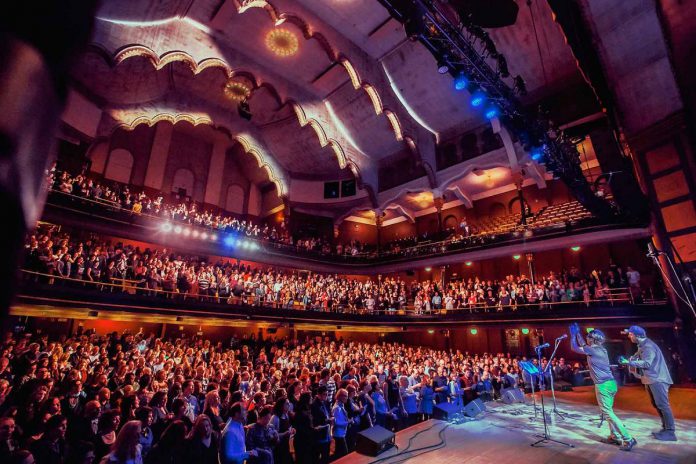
[19,270,668,321]
[44,189,644,265]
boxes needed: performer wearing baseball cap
[569,323,636,451]
[619,325,677,441]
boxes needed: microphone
[556,334,568,341]
[535,342,550,350]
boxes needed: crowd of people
[46,166,596,261]
[0,326,587,464]
[48,166,374,258]
[49,167,293,247]
[23,226,644,315]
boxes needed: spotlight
[224,236,236,247]
[512,254,521,260]
[471,90,486,107]
[210,234,218,241]
[437,59,450,74]
[201,232,208,240]
[470,328,478,335]
[183,228,191,237]
[251,242,259,250]
[454,73,468,90]
[425,267,432,272]
[174,225,182,234]
[521,328,530,335]
[531,150,543,161]
[586,327,595,333]
[161,223,173,233]
[484,105,499,120]
[192,230,199,238]
[571,246,581,252]
[465,261,473,266]
[242,240,249,249]
[428,329,435,334]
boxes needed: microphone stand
[545,337,567,420]
[531,344,574,448]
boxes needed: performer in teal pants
[569,323,637,451]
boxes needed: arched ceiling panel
[381,42,482,138]
[72,53,169,105]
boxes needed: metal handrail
[20,269,660,317]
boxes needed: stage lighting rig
[378,0,616,220]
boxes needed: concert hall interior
[2,0,696,463]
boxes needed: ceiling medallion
[224,81,251,102]
[265,29,299,57]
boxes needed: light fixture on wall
[265,28,299,57]
[224,81,251,102]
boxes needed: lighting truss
[379,0,616,219]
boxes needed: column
[375,210,384,254]
[516,178,527,225]
[204,138,228,206]
[144,123,173,190]
[434,196,444,233]
[526,252,536,284]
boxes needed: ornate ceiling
[65,0,679,222]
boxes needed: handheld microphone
[535,342,550,350]
[556,334,568,341]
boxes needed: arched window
[225,184,245,215]
[104,148,133,184]
[171,168,195,197]
[443,215,458,230]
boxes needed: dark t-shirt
[578,345,613,384]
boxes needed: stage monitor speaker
[433,402,460,421]
[463,398,486,417]
[355,425,395,456]
[501,387,525,404]
[555,381,573,392]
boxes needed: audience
[47,166,602,260]
[23,227,643,318]
[0,326,590,464]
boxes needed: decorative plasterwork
[88,45,348,180]
[234,0,421,165]
[108,112,288,198]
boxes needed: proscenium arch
[86,44,351,181]
[110,115,288,198]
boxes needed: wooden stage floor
[337,389,696,464]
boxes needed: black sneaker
[653,430,677,441]
[600,436,621,446]
[619,438,637,451]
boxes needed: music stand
[519,361,540,419]
[530,345,574,448]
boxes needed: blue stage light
[484,106,499,120]
[224,236,236,247]
[471,91,485,107]
[454,73,468,90]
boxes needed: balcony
[42,190,650,274]
[16,270,672,330]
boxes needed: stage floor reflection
[337,388,696,464]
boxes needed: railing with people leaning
[44,188,641,265]
[19,269,666,320]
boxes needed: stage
[337,387,696,464]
